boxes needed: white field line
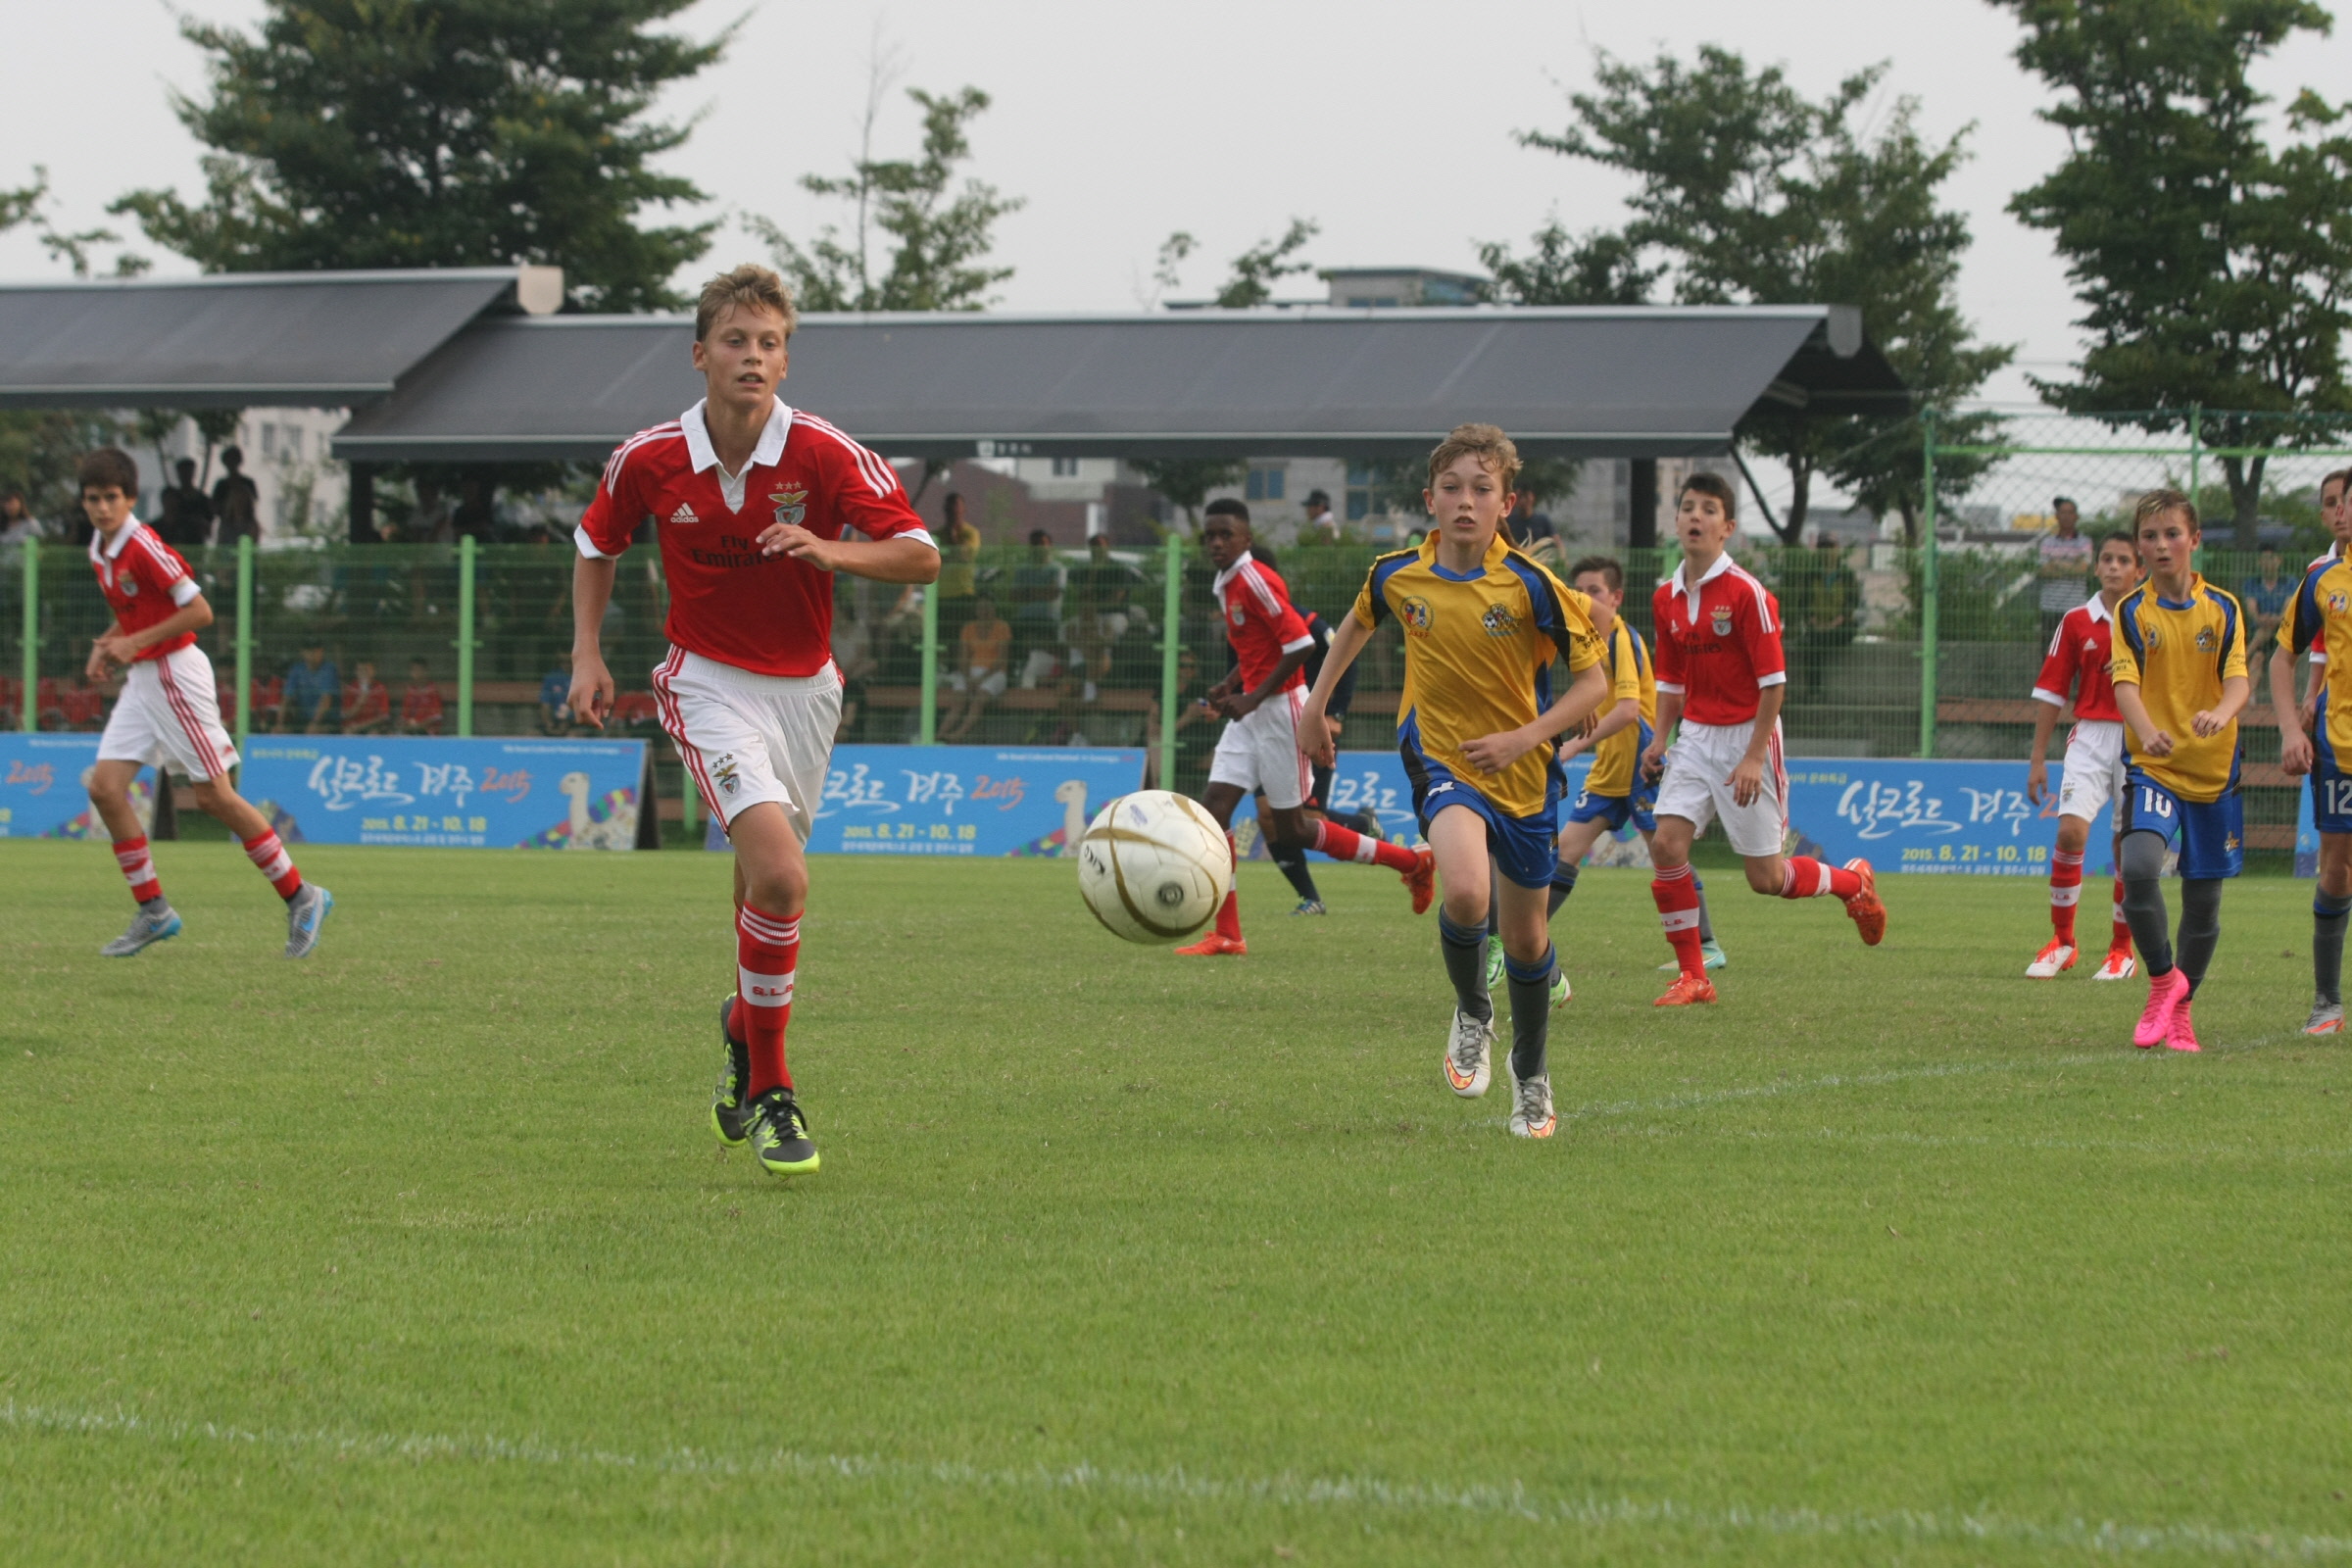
[3,1399,2344,1560]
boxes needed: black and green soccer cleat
[746,1087,819,1177]
[711,996,752,1149]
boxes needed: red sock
[1214,833,1244,940]
[113,836,161,905]
[736,905,800,1095]
[1650,863,1705,976]
[241,829,304,901]
[1779,856,1862,901]
[2110,876,2132,955]
[2049,851,2084,944]
[1311,818,1419,872]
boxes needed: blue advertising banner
[0,734,158,839]
[1787,760,2103,877]
[239,737,648,849]
[802,745,1149,857]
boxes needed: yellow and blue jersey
[1584,615,1656,800]
[1351,531,1600,819]
[2281,556,2352,767]
[2108,573,2247,804]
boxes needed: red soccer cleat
[1841,858,1886,946]
[1402,845,1436,915]
[1174,932,1248,956]
[1654,972,1718,1007]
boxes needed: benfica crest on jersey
[768,487,808,529]
[1709,606,1732,637]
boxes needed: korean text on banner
[804,745,1149,857]
[239,737,648,849]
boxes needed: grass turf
[2,840,2348,1565]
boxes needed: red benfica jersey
[88,521,200,661]
[2032,597,2122,723]
[1651,553,1787,725]
[577,399,933,677]
[1213,551,1313,693]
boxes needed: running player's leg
[2117,821,2185,1048]
[1718,762,1883,945]
[1429,804,1497,1094]
[1179,779,1250,954]
[1488,808,1561,1136]
[88,756,180,956]
[1262,696,1425,891]
[2312,829,2352,1033]
[2033,811,2093,976]
[1646,813,1713,1002]
[1257,787,1324,910]
[1551,813,1608,916]
[2160,788,2242,1053]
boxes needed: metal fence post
[1919,411,1939,760]
[18,539,34,732]
[456,534,476,738]
[234,534,254,744]
[918,580,940,745]
[2188,402,2203,505]
[1158,530,1183,791]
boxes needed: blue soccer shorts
[2312,726,2352,836]
[1565,779,1658,836]
[1407,758,1562,890]
[2119,767,2243,879]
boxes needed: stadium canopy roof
[0,267,564,410]
[335,304,1909,466]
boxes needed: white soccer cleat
[2304,999,2345,1037]
[1507,1072,1557,1139]
[284,883,333,959]
[101,905,181,957]
[1444,1008,1494,1098]
[2025,939,2078,979]
[2090,950,2136,982]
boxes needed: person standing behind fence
[2038,496,2092,645]
[213,446,260,543]
[0,490,39,544]
[157,459,214,548]
[935,492,981,631]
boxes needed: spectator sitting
[400,659,445,735]
[280,642,341,732]
[941,594,1011,743]
[540,652,579,736]
[1067,533,1142,702]
[0,490,40,545]
[935,492,981,631]
[2242,548,2292,645]
[344,658,392,734]
[1007,527,1066,663]
[213,445,261,544]
[248,674,284,730]
[158,459,215,548]
[1300,489,1340,543]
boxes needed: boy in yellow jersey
[1549,555,1725,986]
[2109,489,2250,1054]
[2273,538,2352,1035]
[1298,424,1609,1139]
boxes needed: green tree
[1994,0,2352,546]
[1477,222,1658,308]
[1148,219,1319,308]
[112,0,724,310]
[754,86,1021,313]
[1523,47,2011,543]
[1127,459,1247,533]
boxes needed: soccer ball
[1076,790,1232,945]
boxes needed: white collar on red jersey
[89,519,144,564]
[680,397,793,475]
[1211,548,1259,601]
[2081,593,2113,626]
[1666,549,1736,612]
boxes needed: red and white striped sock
[113,836,161,906]
[1778,856,1862,901]
[1311,817,1419,872]
[2048,851,2084,944]
[1213,832,1244,941]
[242,829,304,901]
[1650,862,1705,977]
[737,905,801,1096]
[2110,876,2133,955]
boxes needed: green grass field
[3,840,2348,1565]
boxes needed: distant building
[1321,267,1487,309]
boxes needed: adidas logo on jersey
[669,504,699,525]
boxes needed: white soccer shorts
[1207,686,1312,810]
[2055,718,2127,824]
[651,647,841,841]
[96,644,239,782]
[1653,716,1788,858]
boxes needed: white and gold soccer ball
[1076,790,1233,945]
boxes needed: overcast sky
[8,0,2352,431]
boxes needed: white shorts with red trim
[1206,687,1311,810]
[651,647,840,840]
[1653,716,1788,858]
[2055,718,2128,823]
[97,644,239,782]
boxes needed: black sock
[139,895,169,915]
[1269,842,1319,904]
[2316,892,2351,1004]
[1486,865,1502,939]
[1341,808,1380,837]
[1694,877,1716,944]
[1505,946,1556,1082]
[1547,862,1579,918]
[1438,911,1492,1023]
[2176,877,2223,999]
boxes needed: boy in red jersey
[399,658,445,735]
[1174,500,1432,956]
[75,448,330,959]
[567,265,940,1180]
[2023,531,2142,979]
[1640,475,1885,1005]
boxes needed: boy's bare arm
[568,556,618,727]
[2275,641,2315,775]
[2025,699,2062,804]
[1297,615,1373,766]
[757,528,940,584]
[1460,662,1609,774]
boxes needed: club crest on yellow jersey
[1399,596,1434,636]
[1481,603,1520,638]
[2329,590,2348,615]
[768,486,808,528]
[2196,626,2217,653]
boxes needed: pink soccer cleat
[2132,967,2188,1050]
[2166,998,2202,1054]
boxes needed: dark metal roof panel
[0,269,531,408]
[335,306,1911,465]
